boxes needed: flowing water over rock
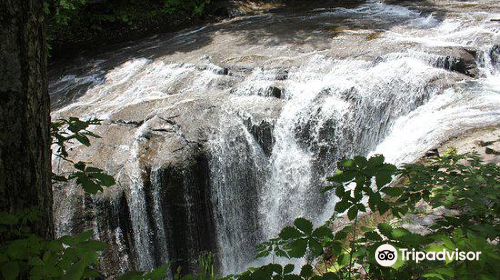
[50,0,500,277]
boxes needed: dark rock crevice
[425,47,479,77]
[155,154,218,275]
[92,191,138,278]
[141,166,170,268]
[111,119,146,127]
[244,118,275,157]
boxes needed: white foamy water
[50,0,500,277]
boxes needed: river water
[49,0,500,277]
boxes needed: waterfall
[49,0,500,277]
[373,46,500,164]
[208,111,269,274]
[259,54,448,237]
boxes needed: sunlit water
[50,0,500,276]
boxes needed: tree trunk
[0,0,53,239]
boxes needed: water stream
[50,0,500,277]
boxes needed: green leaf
[280,226,303,240]
[380,187,403,197]
[433,268,454,278]
[357,203,366,213]
[424,244,446,253]
[354,156,367,167]
[8,239,28,260]
[256,251,270,258]
[368,192,381,212]
[422,273,445,280]
[330,241,343,255]
[390,245,405,269]
[92,172,115,187]
[0,213,19,225]
[321,185,335,193]
[364,231,382,241]
[73,162,86,171]
[334,200,350,213]
[335,185,345,197]
[2,261,19,280]
[378,223,393,238]
[117,271,144,280]
[60,235,74,245]
[329,170,356,184]
[439,236,456,250]
[347,206,358,220]
[391,228,409,239]
[308,238,323,256]
[74,231,93,244]
[322,272,340,280]
[82,268,100,278]
[62,260,85,280]
[267,263,282,274]
[335,228,349,241]
[375,172,392,188]
[144,263,170,280]
[288,238,307,258]
[75,134,90,146]
[68,117,89,132]
[377,200,390,214]
[81,240,106,252]
[84,167,102,173]
[367,155,385,168]
[300,264,313,278]
[294,218,313,235]
[284,275,302,280]
[77,175,102,194]
[28,257,44,266]
[283,264,294,274]
[312,226,333,239]
[341,159,355,168]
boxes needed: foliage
[239,152,499,280]
[45,0,91,27]
[117,252,216,280]
[51,117,115,194]
[51,117,102,158]
[118,263,171,280]
[45,0,212,50]
[0,208,104,280]
[162,0,211,15]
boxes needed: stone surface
[49,0,500,277]
[427,47,479,77]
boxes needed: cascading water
[49,0,500,278]
[259,54,453,238]
[373,49,500,164]
[207,111,269,274]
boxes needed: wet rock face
[489,45,500,69]
[266,86,282,98]
[244,118,275,157]
[54,150,218,278]
[429,47,479,77]
[53,183,140,278]
[153,155,217,275]
[52,92,282,277]
[94,192,138,277]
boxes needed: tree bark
[0,0,53,238]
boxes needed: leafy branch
[51,117,115,194]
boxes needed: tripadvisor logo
[375,244,481,267]
[375,244,398,267]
